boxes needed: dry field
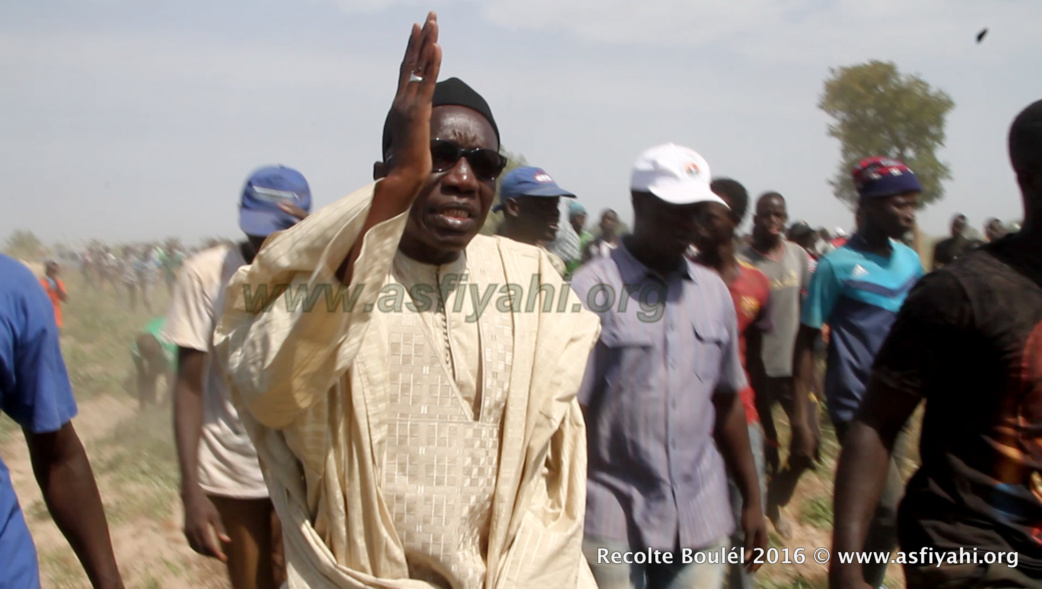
[1,270,918,588]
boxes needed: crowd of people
[1,12,1040,589]
[76,242,191,310]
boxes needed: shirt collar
[616,240,696,284]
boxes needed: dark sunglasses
[430,139,507,181]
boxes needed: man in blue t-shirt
[0,253,123,588]
[792,157,924,589]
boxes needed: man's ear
[373,161,388,181]
[503,198,521,218]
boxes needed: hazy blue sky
[2,0,1040,246]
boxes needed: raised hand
[384,11,442,187]
[338,12,442,284]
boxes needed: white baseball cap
[630,143,728,208]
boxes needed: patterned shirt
[573,243,747,551]
[726,261,772,424]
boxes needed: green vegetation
[820,60,954,209]
[799,496,834,530]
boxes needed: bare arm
[828,270,963,588]
[25,423,123,589]
[829,380,919,588]
[172,347,228,561]
[790,323,821,464]
[713,390,767,570]
[746,324,766,401]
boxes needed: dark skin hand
[829,378,920,589]
[687,201,768,569]
[173,347,230,562]
[790,324,822,467]
[26,422,124,588]
[175,206,309,558]
[712,390,768,571]
[339,12,443,283]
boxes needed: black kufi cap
[381,77,500,158]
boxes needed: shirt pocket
[598,327,657,465]
[600,327,654,397]
[692,319,726,385]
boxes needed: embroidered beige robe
[213,181,600,589]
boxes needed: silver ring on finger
[409,72,423,83]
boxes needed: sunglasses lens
[430,140,461,172]
[467,150,507,181]
[430,140,506,180]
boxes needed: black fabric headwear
[381,77,500,158]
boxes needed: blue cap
[494,166,575,212]
[239,165,312,237]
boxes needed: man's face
[951,216,967,237]
[45,262,59,277]
[986,219,1006,241]
[505,195,562,244]
[600,211,619,237]
[867,191,918,238]
[394,106,499,260]
[692,202,734,252]
[752,196,788,242]
[571,212,587,234]
[634,194,700,258]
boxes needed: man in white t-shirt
[167,165,310,589]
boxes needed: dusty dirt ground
[2,396,230,588]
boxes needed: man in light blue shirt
[575,144,766,589]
